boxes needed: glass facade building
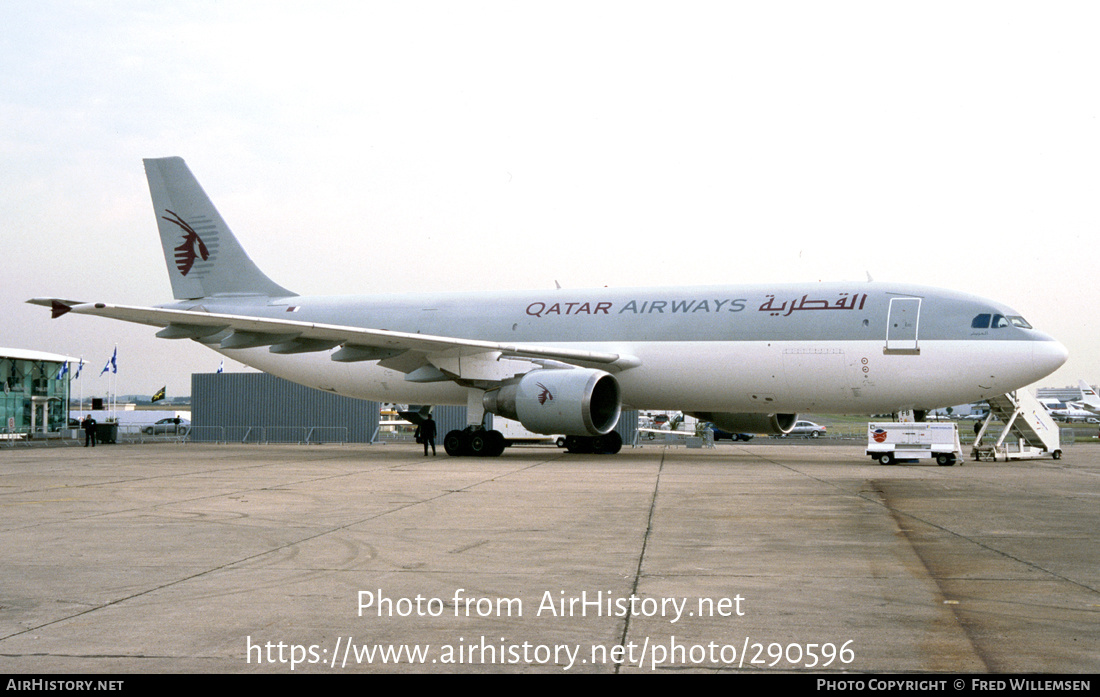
[1,349,75,435]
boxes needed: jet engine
[690,411,798,436]
[483,369,621,436]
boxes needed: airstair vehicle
[972,390,1062,461]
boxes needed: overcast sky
[2,1,1097,400]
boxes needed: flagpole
[112,344,117,421]
[113,345,117,421]
[109,346,113,422]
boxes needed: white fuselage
[204,278,1068,417]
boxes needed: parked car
[784,420,827,438]
[143,418,190,435]
[709,427,754,442]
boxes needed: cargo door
[885,297,921,355]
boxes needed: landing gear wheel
[592,431,623,455]
[443,430,466,457]
[564,436,594,454]
[485,430,506,457]
[445,429,506,457]
[467,430,506,457]
[468,431,490,456]
[564,433,622,455]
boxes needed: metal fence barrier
[187,426,350,445]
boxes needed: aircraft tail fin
[1078,379,1100,410]
[143,157,296,300]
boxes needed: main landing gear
[441,428,624,456]
[563,432,623,455]
[443,428,507,457]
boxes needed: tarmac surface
[1,438,1097,674]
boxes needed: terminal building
[1038,385,1097,403]
[1,348,76,437]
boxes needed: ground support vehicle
[866,422,962,466]
[971,391,1063,462]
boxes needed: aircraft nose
[1034,339,1069,378]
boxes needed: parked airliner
[1040,401,1097,423]
[29,157,1069,456]
[1077,380,1100,415]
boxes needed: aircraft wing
[27,299,641,380]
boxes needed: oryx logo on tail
[162,209,210,276]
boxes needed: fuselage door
[885,297,921,355]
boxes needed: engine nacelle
[690,412,798,436]
[483,369,621,436]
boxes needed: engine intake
[484,369,621,436]
[690,412,798,436]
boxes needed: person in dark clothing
[420,415,437,456]
[82,415,97,447]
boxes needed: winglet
[50,300,72,319]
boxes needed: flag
[100,347,117,376]
[151,386,166,403]
[57,362,69,380]
[217,360,224,374]
[74,358,84,379]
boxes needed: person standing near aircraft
[419,415,437,456]
[82,414,97,447]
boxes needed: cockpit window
[973,313,1027,329]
